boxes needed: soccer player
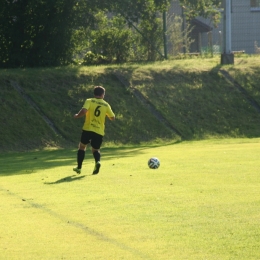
[73,86,115,175]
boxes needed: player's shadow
[44,175,86,185]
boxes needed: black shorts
[80,130,103,149]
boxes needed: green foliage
[82,51,109,65]
[0,0,80,68]
[80,8,165,64]
[85,13,134,64]
[0,0,224,67]
[180,0,222,26]
[98,0,171,22]
[167,14,194,56]
[0,0,171,67]
[138,15,164,61]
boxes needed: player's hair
[94,86,105,96]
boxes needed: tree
[83,12,134,64]
[0,0,91,68]
[87,0,171,61]
[86,0,171,22]
[0,0,172,67]
[111,0,169,61]
[138,9,164,61]
[179,0,222,26]
[0,0,222,67]
[167,14,194,56]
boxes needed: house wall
[231,0,260,53]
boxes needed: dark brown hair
[94,86,105,96]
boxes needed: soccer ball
[148,157,160,169]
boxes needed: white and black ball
[148,157,160,169]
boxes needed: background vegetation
[1,56,260,152]
[0,0,222,68]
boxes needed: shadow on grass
[0,143,180,177]
[44,175,86,185]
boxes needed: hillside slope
[1,57,260,152]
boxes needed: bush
[84,12,134,64]
[82,51,109,65]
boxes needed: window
[251,0,260,11]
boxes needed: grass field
[1,56,260,152]
[1,138,260,260]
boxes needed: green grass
[1,56,260,258]
[1,138,260,259]
[227,58,260,105]
[1,56,260,152]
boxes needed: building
[169,0,260,54]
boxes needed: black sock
[93,151,101,163]
[77,150,85,169]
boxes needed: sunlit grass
[1,138,260,259]
[1,56,260,152]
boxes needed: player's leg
[73,142,87,174]
[91,133,103,174]
[92,148,101,174]
[73,131,90,174]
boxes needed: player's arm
[106,111,115,121]
[108,116,115,121]
[74,108,87,118]
[106,105,115,121]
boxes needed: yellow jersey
[82,98,115,136]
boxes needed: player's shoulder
[85,98,97,104]
[94,98,110,106]
[102,99,109,105]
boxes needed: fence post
[221,0,234,64]
[163,11,168,60]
